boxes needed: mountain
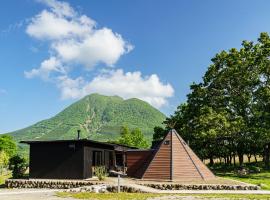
[7,94,166,145]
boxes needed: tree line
[154,33,270,168]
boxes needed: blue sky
[0,0,270,133]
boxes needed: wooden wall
[126,150,153,178]
[138,130,215,181]
[29,142,84,179]
[174,133,215,180]
[172,132,203,180]
[83,146,92,178]
[142,132,172,180]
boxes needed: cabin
[21,138,135,179]
[22,129,215,181]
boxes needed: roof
[127,149,154,152]
[141,129,215,181]
[20,139,137,150]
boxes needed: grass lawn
[57,192,270,200]
[218,171,270,190]
[211,161,270,190]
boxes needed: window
[164,140,170,145]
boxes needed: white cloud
[24,57,65,80]
[57,69,174,108]
[57,75,85,99]
[40,0,76,17]
[52,28,132,68]
[25,0,174,108]
[26,10,93,40]
[25,0,132,69]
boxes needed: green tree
[153,126,168,141]
[9,155,28,179]
[118,126,149,148]
[0,151,9,175]
[0,135,17,157]
[131,128,149,149]
[166,33,270,167]
[118,126,133,147]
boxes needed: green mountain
[7,94,166,144]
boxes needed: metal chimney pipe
[77,130,81,140]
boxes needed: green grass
[212,162,270,190]
[57,192,270,200]
[218,171,270,190]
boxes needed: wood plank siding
[22,139,134,179]
[137,129,215,181]
[174,132,215,180]
[142,132,172,180]
[126,150,153,178]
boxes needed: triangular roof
[141,129,215,181]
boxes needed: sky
[1,0,270,133]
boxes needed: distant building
[22,129,215,181]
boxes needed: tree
[165,33,270,167]
[0,151,9,175]
[118,126,133,147]
[0,135,17,158]
[9,155,28,179]
[131,128,149,149]
[118,126,149,148]
[153,126,167,141]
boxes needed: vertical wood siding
[140,130,215,181]
[126,150,153,178]
[175,133,215,180]
[142,132,172,180]
[172,132,202,180]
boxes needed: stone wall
[5,179,104,189]
[6,179,144,193]
[141,183,260,190]
[5,179,261,191]
[68,185,144,193]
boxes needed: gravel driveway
[0,189,74,200]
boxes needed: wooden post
[123,152,126,173]
[117,174,120,193]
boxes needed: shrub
[9,155,28,178]
[248,165,261,173]
[0,151,9,175]
[93,166,108,181]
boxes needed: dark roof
[20,139,137,150]
[127,149,154,152]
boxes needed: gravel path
[0,189,73,200]
[2,187,270,200]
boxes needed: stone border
[5,179,104,189]
[68,185,144,193]
[140,183,260,190]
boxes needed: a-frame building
[127,129,215,181]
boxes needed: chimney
[77,130,81,140]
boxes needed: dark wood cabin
[21,139,135,179]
